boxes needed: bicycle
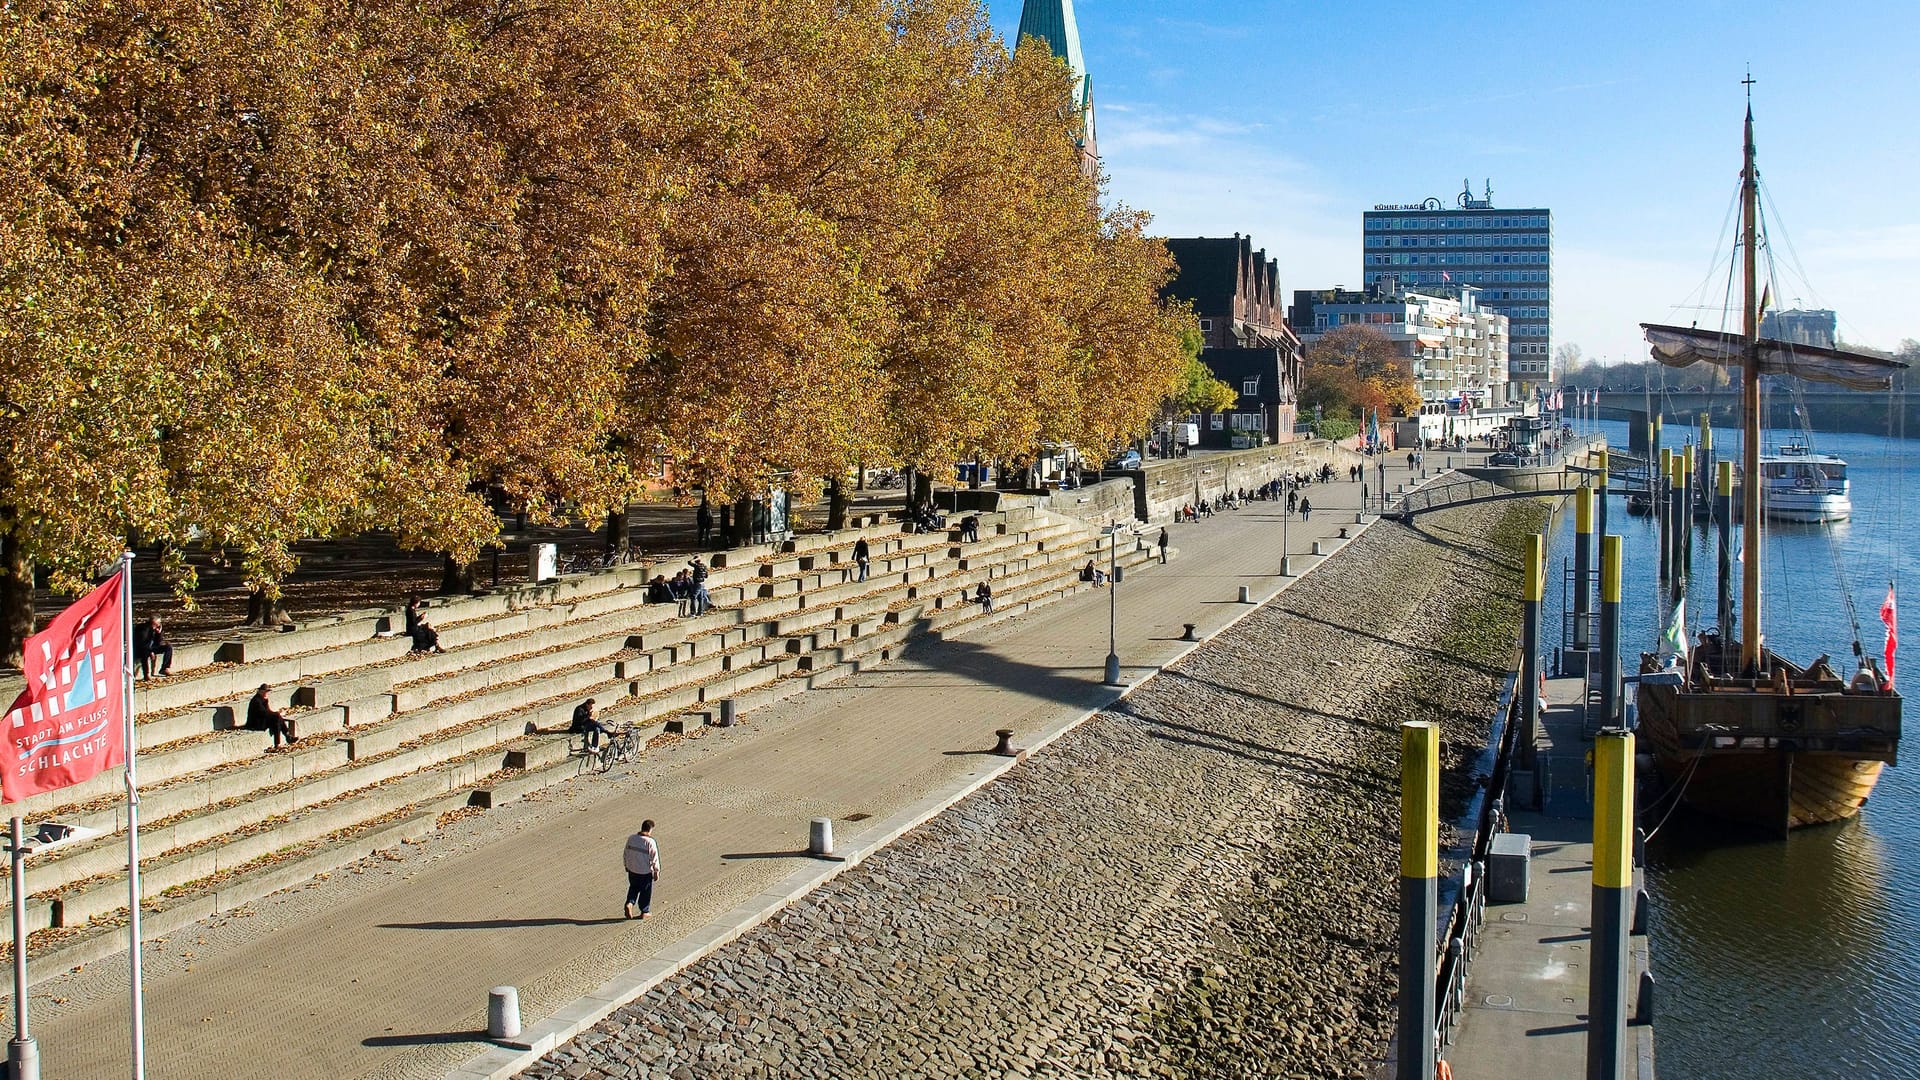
[595,725,638,772]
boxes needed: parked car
[1488,451,1519,467]
[1106,449,1142,470]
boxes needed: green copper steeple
[1015,0,1086,84]
[1014,0,1097,165]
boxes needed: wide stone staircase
[5,502,1164,973]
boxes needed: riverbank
[523,498,1542,1080]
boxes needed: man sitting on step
[245,684,299,750]
[570,698,607,751]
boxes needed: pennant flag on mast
[1659,596,1688,659]
[1881,585,1898,683]
[1,572,129,802]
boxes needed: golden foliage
[0,0,1189,615]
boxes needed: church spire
[1014,0,1098,170]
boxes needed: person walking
[1157,527,1169,564]
[623,820,660,919]
[1299,496,1312,521]
[853,536,871,583]
[1286,489,1298,514]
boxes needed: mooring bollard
[488,986,522,1041]
[1181,623,1198,642]
[809,817,834,857]
[1238,585,1252,604]
[992,728,1017,755]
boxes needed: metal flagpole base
[9,1036,40,1080]
[1103,653,1122,686]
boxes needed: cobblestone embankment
[522,500,1542,1080]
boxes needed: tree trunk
[0,508,32,667]
[730,495,754,547]
[902,465,918,510]
[855,463,866,492]
[827,477,849,531]
[718,503,732,548]
[968,454,983,490]
[604,506,629,553]
[440,553,476,595]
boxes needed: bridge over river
[1593,388,1916,443]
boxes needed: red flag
[2,572,127,803]
[1881,585,1898,683]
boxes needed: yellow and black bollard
[1587,727,1636,1079]
[1572,486,1595,662]
[1595,449,1610,548]
[1599,535,1623,725]
[1399,721,1439,1080]
[1520,534,1544,768]
[1656,449,1673,583]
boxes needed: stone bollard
[715,699,736,727]
[809,817,834,857]
[1238,585,1252,604]
[1312,540,1325,555]
[488,986,522,1041]
[1181,623,1198,642]
[1279,555,1292,577]
[992,728,1018,755]
[1356,512,1366,525]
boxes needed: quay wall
[1133,440,1369,523]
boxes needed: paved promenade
[24,458,1436,1079]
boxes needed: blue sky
[989,0,1920,366]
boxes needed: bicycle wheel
[596,742,616,772]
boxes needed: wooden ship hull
[1636,649,1900,833]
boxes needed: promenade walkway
[23,458,1436,1079]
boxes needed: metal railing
[1432,665,1522,1053]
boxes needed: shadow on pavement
[378,916,627,931]
[362,1029,489,1048]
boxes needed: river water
[1554,419,1920,1079]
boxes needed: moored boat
[1633,91,1904,834]
[1758,438,1849,523]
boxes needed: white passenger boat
[1759,439,1849,523]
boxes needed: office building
[1760,308,1837,350]
[1362,182,1551,393]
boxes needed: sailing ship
[1633,95,1904,833]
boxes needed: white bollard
[1238,585,1252,604]
[488,986,522,1041]
[1312,540,1326,555]
[809,817,834,857]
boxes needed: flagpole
[119,552,145,1080]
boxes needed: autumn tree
[1302,324,1419,420]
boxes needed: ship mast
[1739,88,1763,672]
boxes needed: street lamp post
[1103,526,1122,686]
[1280,479,1293,577]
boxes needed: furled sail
[1642,323,1908,391]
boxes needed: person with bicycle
[570,698,607,750]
